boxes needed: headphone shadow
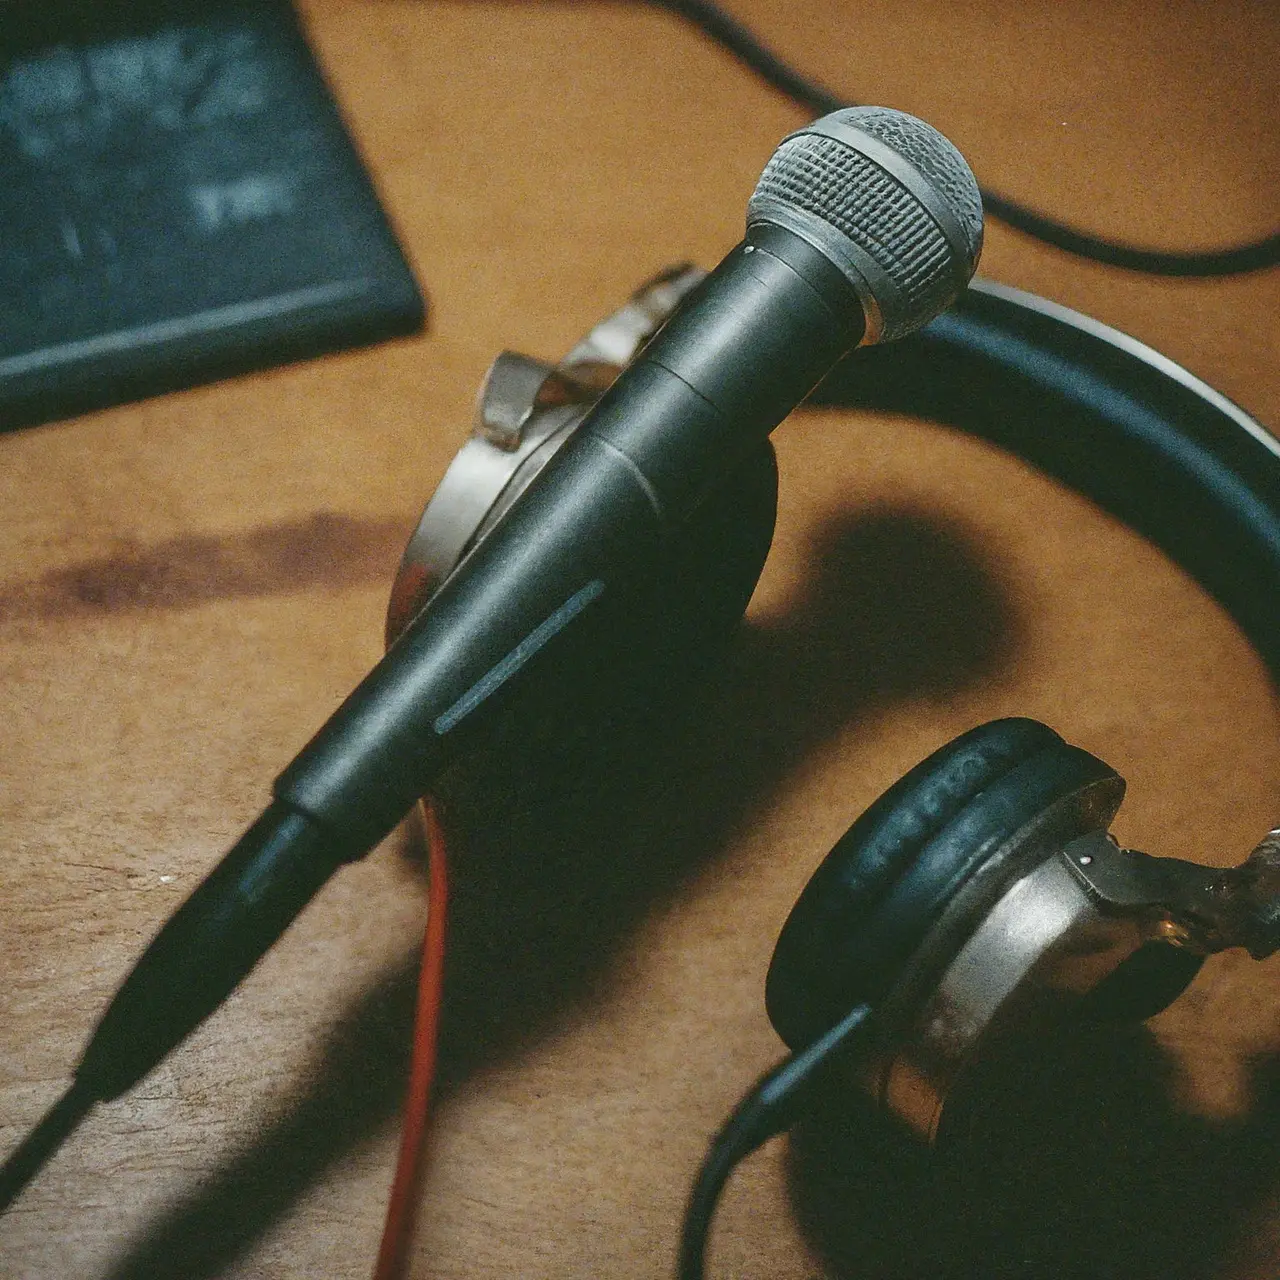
[101,497,1019,1279]
[788,1019,1280,1280]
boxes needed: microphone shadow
[101,494,1018,1279]
[428,497,1018,1080]
[787,1019,1280,1280]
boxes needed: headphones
[392,263,1280,1177]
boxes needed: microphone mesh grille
[749,108,983,342]
[754,137,952,339]
[840,107,983,260]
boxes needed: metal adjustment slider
[1061,826,1280,959]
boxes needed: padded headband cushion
[766,717,1121,1049]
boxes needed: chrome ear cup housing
[768,719,1142,1142]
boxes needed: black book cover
[0,0,426,429]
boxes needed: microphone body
[75,226,865,1101]
[276,224,865,852]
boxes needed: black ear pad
[766,718,1124,1050]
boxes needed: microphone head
[747,107,983,344]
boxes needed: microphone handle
[276,223,864,852]
[74,225,862,1099]
[78,802,340,1099]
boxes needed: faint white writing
[189,174,296,232]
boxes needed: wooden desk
[3,2,1279,1276]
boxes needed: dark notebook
[0,0,425,429]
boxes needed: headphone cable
[653,0,1280,278]
[372,798,451,1280]
[677,1001,874,1280]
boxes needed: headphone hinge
[1060,828,1280,960]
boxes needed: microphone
[273,107,983,852]
[41,108,986,1127]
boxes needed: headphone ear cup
[766,718,1124,1050]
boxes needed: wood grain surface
[2,2,1279,1277]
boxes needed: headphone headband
[816,278,1280,679]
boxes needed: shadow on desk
[429,497,1019,1080]
[104,497,1027,1278]
[789,1021,1280,1280]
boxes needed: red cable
[373,798,450,1280]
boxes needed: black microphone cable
[677,1001,874,1280]
[652,0,1280,278]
